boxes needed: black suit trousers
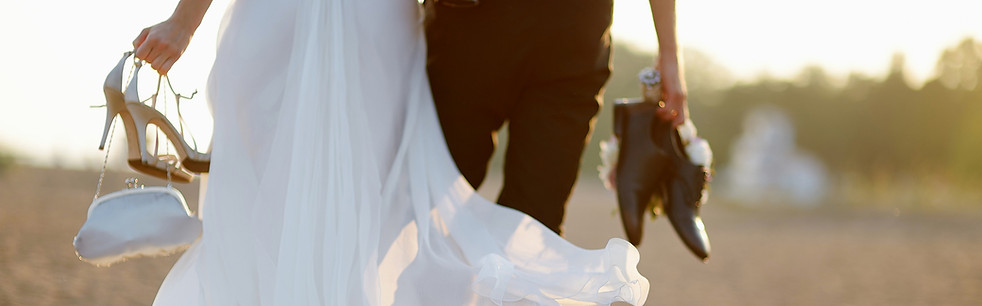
[424,0,613,234]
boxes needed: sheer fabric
[153,0,649,304]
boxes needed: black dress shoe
[613,98,712,260]
[613,99,671,246]
[435,0,479,8]
[659,126,712,261]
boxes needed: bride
[137,0,648,304]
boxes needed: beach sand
[2,166,980,305]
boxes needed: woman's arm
[132,0,213,75]
[648,0,689,127]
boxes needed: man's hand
[654,58,688,127]
[648,0,688,127]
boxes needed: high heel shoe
[98,52,210,182]
[120,62,210,181]
[99,53,192,182]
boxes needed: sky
[0,0,979,168]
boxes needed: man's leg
[424,0,531,189]
[426,77,506,189]
[497,70,608,234]
[495,0,613,234]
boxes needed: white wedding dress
[153,0,648,305]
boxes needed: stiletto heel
[99,52,132,150]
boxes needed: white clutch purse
[74,180,202,266]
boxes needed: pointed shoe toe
[665,174,711,260]
[660,127,712,260]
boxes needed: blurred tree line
[587,37,982,185]
[0,151,13,176]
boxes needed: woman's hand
[131,0,213,75]
[132,19,193,75]
[653,57,689,127]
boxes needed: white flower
[677,120,699,145]
[638,67,661,87]
[684,137,713,168]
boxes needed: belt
[435,0,479,8]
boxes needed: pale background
[1,1,981,305]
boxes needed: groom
[425,0,688,234]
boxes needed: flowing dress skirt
[153,0,648,304]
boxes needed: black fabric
[425,0,614,234]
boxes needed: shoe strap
[164,75,200,152]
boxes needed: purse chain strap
[93,117,117,200]
[91,116,175,199]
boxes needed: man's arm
[649,0,689,127]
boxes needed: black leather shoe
[435,0,479,8]
[613,99,672,246]
[659,126,712,261]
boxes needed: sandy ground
[2,166,981,305]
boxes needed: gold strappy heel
[97,52,210,182]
